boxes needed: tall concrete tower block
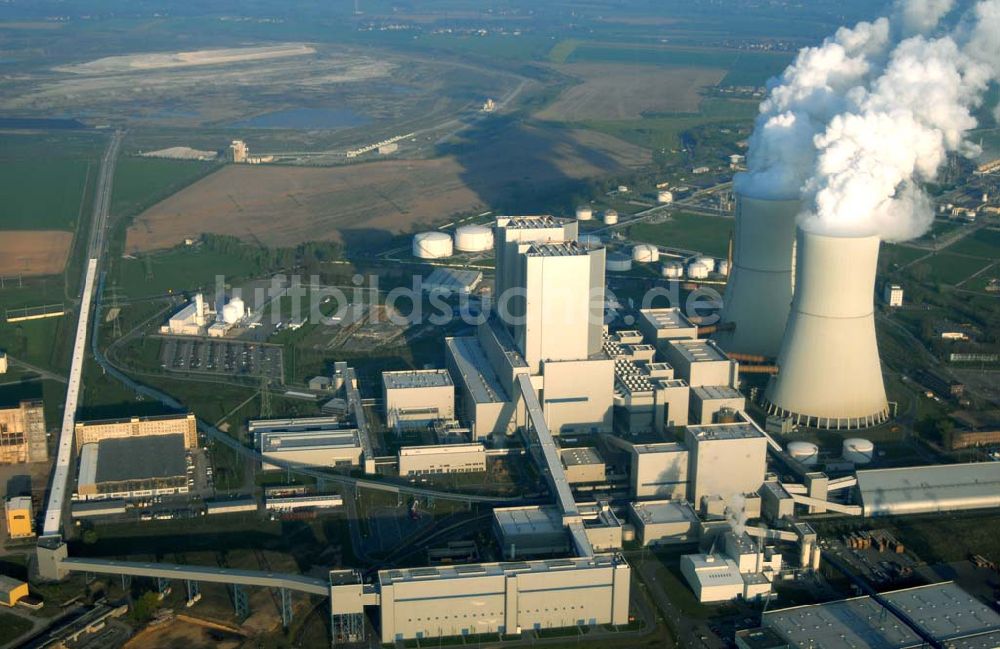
[714,194,800,358]
[764,229,889,429]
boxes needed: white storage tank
[632,244,660,263]
[607,253,633,272]
[576,205,594,221]
[412,231,453,259]
[687,261,709,279]
[578,234,602,247]
[717,259,730,276]
[786,441,819,466]
[454,225,493,252]
[657,190,674,204]
[842,438,874,464]
[696,256,717,273]
[603,209,619,225]
[661,261,684,278]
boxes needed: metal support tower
[120,574,131,591]
[85,572,95,584]
[331,611,365,646]
[157,577,170,595]
[280,588,292,628]
[232,584,249,619]
[186,580,200,603]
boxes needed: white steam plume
[737,0,1000,242]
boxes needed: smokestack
[713,194,800,357]
[765,228,889,429]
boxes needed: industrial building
[689,386,745,425]
[685,420,768,509]
[264,494,343,512]
[855,462,1000,517]
[0,400,47,464]
[628,500,699,546]
[560,447,605,484]
[5,496,33,538]
[0,351,6,374]
[494,505,571,559]
[762,582,1000,649]
[383,369,455,429]
[421,268,483,295]
[251,418,364,471]
[680,554,747,602]
[76,434,189,501]
[626,441,689,500]
[0,575,28,607]
[398,443,486,476]
[74,412,197,452]
[636,307,698,354]
[662,339,739,388]
[605,331,690,433]
[163,293,246,337]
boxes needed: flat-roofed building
[445,337,516,440]
[637,308,698,352]
[630,442,689,500]
[735,628,790,649]
[398,443,486,476]
[663,339,738,388]
[5,496,33,538]
[685,420,767,508]
[74,412,197,451]
[579,503,624,552]
[629,499,699,546]
[493,505,569,560]
[680,554,745,602]
[251,417,363,470]
[376,554,630,643]
[0,400,47,464]
[0,575,29,607]
[690,385,746,425]
[422,268,483,295]
[383,369,455,429]
[855,462,1000,517]
[76,434,188,501]
[560,447,605,484]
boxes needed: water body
[232,107,369,129]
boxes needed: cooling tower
[764,229,889,429]
[713,194,800,357]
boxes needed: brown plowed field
[0,230,73,275]
[124,125,650,253]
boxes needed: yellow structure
[74,413,198,451]
[4,497,33,539]
[0,575,29,607]
[0,400,47,464]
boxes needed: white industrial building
[689,386,745,425]
[636,308,698,354]
[493,506,571,559]
[855,462,1000,517]
[629,500,699,546]
[662,339,739,388]
[604,332,690,434]
[685,420,768,509]
[680,554,746,603]
[883,283,904,307]
[560,447,606,484]
[251,418,363,470]
[383,369,455,429]
[164,293,246,337]
[398,443,486,476]
[422,268,482,295]
[627,442,689,500]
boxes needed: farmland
[0,230,74,276]
[110,156,221,219]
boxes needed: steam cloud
[735,0,1000,241]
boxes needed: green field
[628,212,733,257]
[0,133,103,230]
[110,156,220,219]
[922,252,994,285]
[112,245,262,300]
[948,227,1000,258]
[0,612,32,646]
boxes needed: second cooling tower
[713,194,799,358]
[764,229,889,429]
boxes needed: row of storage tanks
[786,438,875,466]
[607,245,729,278]
[412,225,494,259]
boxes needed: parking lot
[159,337,284,383]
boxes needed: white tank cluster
[576,205,594,221]
[412,231,453,259]
[786,441,819,466]
[606,252,632,272]
[632,244,660,263]
[454,225,493,252]
[578,234,602,247]
[603,209,619,225]
[661,261,684,278]
[221,297,246,325]
[695,256,716,273]
[657,190,674,204]
[717,259,730,276]
[842,438,874,464]
[687,261,709,279]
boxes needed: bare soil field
[125,617,243,649]
[537,63,726,120]
[55,44,315,74]
[125,125,649,252]
[0,231,73,276]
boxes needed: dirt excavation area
[0,231,73,276]
[124,125,650,252]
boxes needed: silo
[454,225,494,252]
[576,205,594,221]
[661,261,684,278]
[686,261,709,279]
[603,209,619,225]
[696,256,716,273]
[606,253,632,272]
[412,231,453,259]
[716,259,730,276]
[764,229,889,429]
[786,441,819,466]
[632,244,660,263]
[842,438,875,464]
[714,193,800,357]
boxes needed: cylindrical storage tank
[454,225,493,252]
[661,261,684,278]
[717,259,730,276]
[412,231,453,259]
[576,205,593,221]
[657,190,674,204]
[603,209,619,225]
[606,253,632,272]
[687,261,709,279]
[765,230,889,429]
[631,244,660,263]
[578,234,602,247]
[786,441,819,466]
[697,256,716,273]
[842,438,874,464]
[714,193,801,357]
